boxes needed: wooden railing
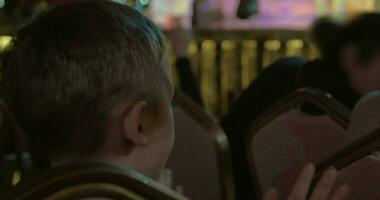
[168,29,319,117]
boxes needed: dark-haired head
[2,0,174,179]
[334,13,380,95]
[338,13,380,62]
[310,17,341,57]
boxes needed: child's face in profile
[99,53,175,180]
[159,53,175,169]
[144,54,175,178]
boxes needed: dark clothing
[299,59,359,108]
[175,57,204,107]
[220,58,360,199]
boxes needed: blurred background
[0,0,379,117]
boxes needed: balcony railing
[168,29,319,117]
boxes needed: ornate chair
[1,161,188,200]
[166,91,235,200]
[246,88,351,198]
[314,91,380,200]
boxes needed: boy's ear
[122,101,148,146]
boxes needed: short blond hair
[2,0,166,159]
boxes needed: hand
[263,163,350,200]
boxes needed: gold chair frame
[1,161,188,200]
[245,88,351,198]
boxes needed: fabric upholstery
[348,90,380,141]
[334,90,380,200]
[251,110,346,195]
[166,106,221,200]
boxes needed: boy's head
[2,0,174,179]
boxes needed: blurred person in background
[221,13,380,199]
[310,17,342,58]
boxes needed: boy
[2,1,348,199]
[3,0,174,180]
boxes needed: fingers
[330,184,350,200]
[269,164,349,200]
[309,168,338,200]
[287,163,315,200]
[262,189,279,200]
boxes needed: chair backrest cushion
[348,90,380,141]
[334,156,380,200]
[166,106,222,200]
[251,110,347,195]
[333,90,380,200]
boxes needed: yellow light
[221,40,236,50]
[202,40,216,50]
[244,40,257,49]
[286,39,304,49]
[264,40,281,51]
[187,40,198,55]
[0,36,12,51]
[286,39,304,57]
[12,171,21,186]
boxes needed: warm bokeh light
[149,0,192,29]
[12,171,21,186]
[0,36,12,51]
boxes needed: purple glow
[222,0,315,30]
[149,0,316,30]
